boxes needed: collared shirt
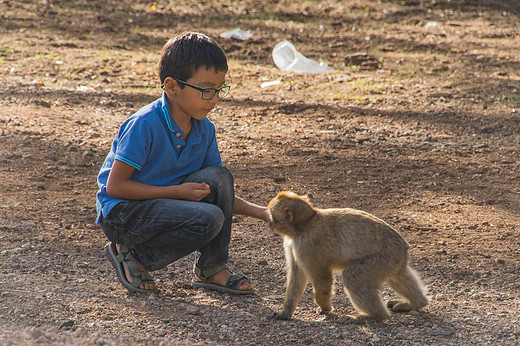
[96,92,222,223]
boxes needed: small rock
[273,177,285,183]
[345,52,381,70]
[399,317,410,324]
[186,304,202,315]
[430,328,454,336]
[157,329,166,337]
[35,100,51,108]
[15,222,38,231]
[30,328,44,339]
[59,319,75,329]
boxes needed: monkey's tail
[388,266,429,310]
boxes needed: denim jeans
[101,165,234,279]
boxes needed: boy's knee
[207,165,233,183]
[203,166,234,193]
[202,205,225,236]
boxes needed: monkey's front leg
[273,249,307,320]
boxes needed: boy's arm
[234,196,269,222]
[106,159,210,202]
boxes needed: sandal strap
[124,258,142,277]
[226,273,247,289]
[141,271,154,281]
[122,258,156,288]
[123,259,143,288]
[195,269,221,283]
[116,244,130,263]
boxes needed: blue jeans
[100,166,234,279]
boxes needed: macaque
[267,191,428,323]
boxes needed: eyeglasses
[162,78,231,100]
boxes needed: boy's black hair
[159,32,228,86]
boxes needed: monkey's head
[267,191,317,237]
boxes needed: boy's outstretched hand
[176,182,211,201]
[234,196,270,222]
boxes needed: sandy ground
[1,0,520,344]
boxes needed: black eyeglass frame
[161,78,230,100]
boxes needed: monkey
[267,191,428,323]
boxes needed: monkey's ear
[283,207,294,223]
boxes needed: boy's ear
[162,77,177,93]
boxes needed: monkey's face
[267,196,288,235]
[267,191,312,237]
[267,193,292,236]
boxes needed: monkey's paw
[387,299,413,312]
[316,307,333,315]
[336,314,372,325]
[270,311,292,320]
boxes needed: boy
[96,32,269,295]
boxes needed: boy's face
[164,67,227,121]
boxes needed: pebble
[430,329,455,337]
[59,319,75,330]
[30,328,43,339]
[185,304,202,315]
[15,222,38,231]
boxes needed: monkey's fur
[267,191,428,322]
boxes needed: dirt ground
[1,0,520,344]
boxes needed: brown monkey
[267,191,428,323]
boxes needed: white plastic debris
[272,40,333,74]
[220,28,255,40]
[77,85,95,92]
[424,22,440,30]
[260,80,281,88]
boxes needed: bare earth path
[1,0,519,344]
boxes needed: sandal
[104,242,158,294]
[192,271,254,295]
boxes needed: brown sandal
[104,243,158,293]
[192,272,254,295]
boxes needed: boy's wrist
[167,184,182,199]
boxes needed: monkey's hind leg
[341,260,390,322]
[309,270,334,314]
[387,266,429,312]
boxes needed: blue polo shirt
[96,92,222,223]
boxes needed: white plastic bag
[272,40,333,74]
[220,28,255,40]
